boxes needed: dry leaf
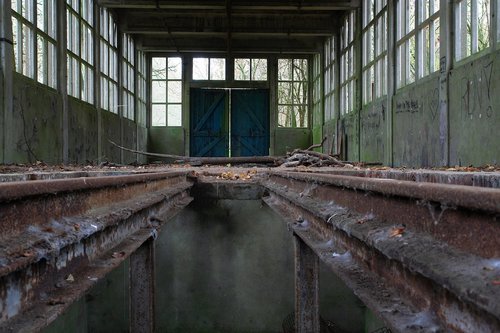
[66,274,75,282]
[389,226,405,237]
[112,251,126,259]
[492,280,500,286]
[73,223,81,231]
[22,250,35,257]
[47,298,65,305]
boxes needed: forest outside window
[192,57,226,81]
[277,58,309,128]
[151,57,183,127]
[455,0,491,61]
[234,58,268,81]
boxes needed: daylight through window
[277,58,309,128]
[152,57,183,127]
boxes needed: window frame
[233,58,268,81]
[11,0,57,89]
[99,7,119,113]
[122,33,135,121]
[323,36,336,122]
[277,57,309,128]
[340,11,356,115]
[455,0,492,62]
[151,57,183,127]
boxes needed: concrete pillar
[95,4,102,164]
[0,0,14,163]
[294,235,319,333]
[129,238,155,333]
[57,0,69,164]
[385,0,396,167]
[438,0,452,167]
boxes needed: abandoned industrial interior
[0,0,499,332]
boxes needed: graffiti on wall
[395,84,439,121]
[461,61,494,119]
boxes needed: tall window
[312,54,322,125]
[340,11,356,114]
[324,36,336,121]
[122,34,135,120]
[99,8,118,113]
[151,57,183,127]
[137,51,147,126]
[455,0,491,61]
[66,0,94,103]
[234,58,268,81]
[396,0,440,88]
[362,0,387,104]
[12,0,57,88]
[192,57,225,80]
[277,58,309,128]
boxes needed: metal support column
[294,235,319,333]
[129,237,155,333]
[0,0,14,163]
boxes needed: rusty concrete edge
[285,167,500,188]
[263,182,500,321]
[0,170,190,201]
[269,170,500,213]
[262,195,440,333]
[0,198,194,333]
[0,182,193,279]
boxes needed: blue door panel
[231,89,270,157]
[190,89,228,157]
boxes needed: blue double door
[190,89,269,157]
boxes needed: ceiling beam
[97,0,360,11]
[121,11,338,36]
[139,36,323,54]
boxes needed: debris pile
[216,169,257,180]
[280,149,345,168]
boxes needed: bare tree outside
[278,58,308,128]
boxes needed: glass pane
[152,104,166,126]
[168,81,182,103]
[252,59,267,80]
[477,0,490,51]
[168,57,182,79]
[37,34,45,84]
[192,58,208,80]
[210,58,225,80]
[278,59,292,80]
[48,0,57,38]
[152,81,166,103]
[37,0,45,31]
[278,105,293,127]
[168,104,182,126]
[277,82,292,104]
[294,106,308,127]
[48,41,57,88]
[234,58,250,80]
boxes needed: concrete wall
[148,127,186,161]
[10,74,63,164]
[1,74,145,165]
[318,50,500,168]
[274,128,311,155]
[449,53,500,166]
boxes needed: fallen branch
[108,140,281,165]
[305,136,327,151]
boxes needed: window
[396,0,440,87]
[234,58,268,81]
[455,0,491,61]
[192,57,226,80]
[12,0,57,88]
[340,11,356,114]
[66,0,94,103]
[324,36,336,121]
[99,8,118,113]
[122,34,135,120]
[312,54,322,126]
[277,58,309,128]
[362,0,387,104]
[137,51,147,126]
[151,57,183,127]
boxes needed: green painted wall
[9,74,63,163]
[360,100,386,163]
[274,128,311,155]
[148,127,185,161]
[449,53,500,166]
[68,99,98,164]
